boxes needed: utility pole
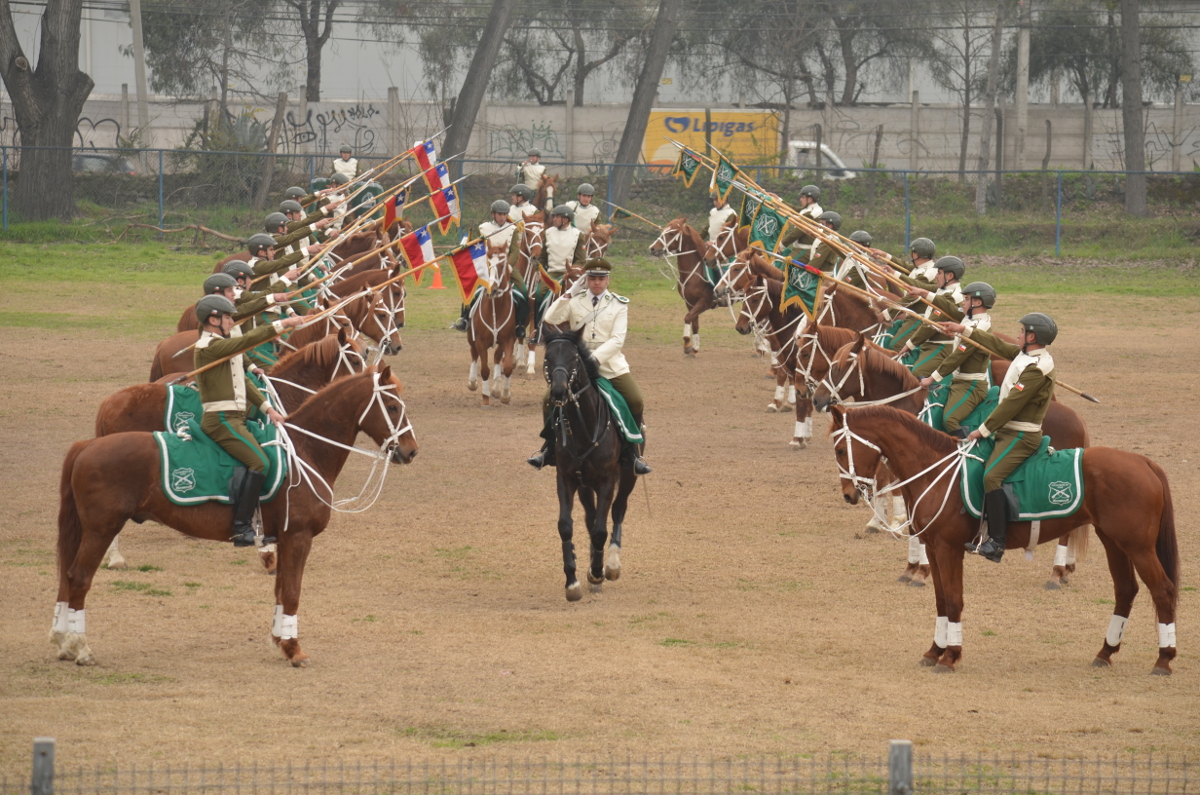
[1120,0,1147,215]
[128,0,152,145]
[1014,0,1030,169]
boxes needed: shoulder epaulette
[611,293,629,304]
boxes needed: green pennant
[671,148,702,188]
[738,192,761,232]
[710,155,737,203]
[748,204,785,252]
[781,260,824,321]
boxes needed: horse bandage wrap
[934,616,948,648]
[53,601,69,634]
[946,621,963,647]
[1106,615,1128,647]
[1054,545,1068,567]
[68,608,86,635]
[280,614,299,641]
[1158,622,1177,649]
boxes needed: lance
[596,199,663,231]
[356,222,521,298]
[302,126,451,206]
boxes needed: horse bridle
[543,339,609,464]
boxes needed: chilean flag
[382,188,407,230]
[449,241,489,302]
[431,185,460,234]
[412,140,437,172]
[399,225,436,270]
[423,162,449,193]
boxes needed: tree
[929,0,996,180]
[611,0,681,207]
[1120,0,1146,215]
[283,0,341,102]
[974,0,1007,216]
[442,0,518,168]
[0,0,93,219]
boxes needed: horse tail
[149,342,164,382]
[1149,459,1180,595]
[57,440,91,587]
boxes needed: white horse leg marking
[101,537,126,569]
[468,359,479,391]
[526,348,536,375]
[787,384,796,405]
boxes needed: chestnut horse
[324,267,406,353]
[514,222,545,376]
[827,405,1178,675]
[648,217,718,356]
[540,326,636,601]
[467,242,519,407]
[584,223,616,260]
[814,334,1091,589]
[52,366,418,668]
[534,173,559,215]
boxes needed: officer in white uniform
[331,144,359,181]
[706,191,738,260]
[528,258,651,475]
[517,148,546,192]
[508,184,540,224]
[566,183,601,233]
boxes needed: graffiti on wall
[284,103,381,156]
[75,117,124,150]
[488,122,563,160]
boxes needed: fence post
[3,146,7,232]
[1055,170,1062,258]
[904,171,911,250]
[31,738,55,795]
[308,156,314,187]
[157,149,164,234]
[888,739,912,795]
[605,164,613,220]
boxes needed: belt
[953,372,990,382]
[202,400,246,413]
[1003,420,1042,433]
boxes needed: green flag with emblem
[710,154,737,203]
[748,204,785,252]
[738,192,761,232]
[671,148,702,188]
[781,260,824,321]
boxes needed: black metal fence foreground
[9,739,1197,795]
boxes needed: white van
[787,141,856,180]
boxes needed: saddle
[153,416,287,507]
[961,434,1084,521]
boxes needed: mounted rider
[884,237,938,353]
[193,295,305,546]
[898,256,966,377]
[919,281,995,435]
[533,204,586,330]
[331,144,360,181]
[802,211,843,273]
[452,199,529,337]
[509,184,540,224]
[776,184,823,264]
[265,210,339,259]
[528,258,651,475]
[566,183,601,234]
[517,148,546,193]
[941,312,1060,563]
[704,190,738,262]
[838,230,875,289]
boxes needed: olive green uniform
[903,283,964,377]
[929,313,991,432]
[195,321,284,472]
[887,261,937,351]
[962,327,1057,491]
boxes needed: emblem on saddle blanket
[1048,480,1073,506]
[171,467,197,493]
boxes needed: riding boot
[527,439,556,469]
[229,468,271,547]
[626,418,651,475]
[973,488,1008,562]
[452,303,469,331]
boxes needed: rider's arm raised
[979,363,1052,438]
[961,326,1020,360]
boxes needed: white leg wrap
[1106,614,1128,647]
[279,613,299,641]
[770,353,779,366]
[947,621,963,646]
[793,420,806,439]
[272,604,284,637]
[1066,549,1077,565]
[1054,545,1068,567]
[918,543,929,565]
[53,602,69,634]
[692,332,700,351]
[907,535,922,564]
[892,496,907,522]
[934,616,948,648]
[787,384,796,404]
[803,417,813,438]
[527,350,536,366]
[1158,622,1176,648]
[773,385,785,402]
[468,360,479,382]
[683,322,692,340]
[482,378,492,397]
[68,608,86,635]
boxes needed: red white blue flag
[399,224,436,269]
[431,185,460,234]
[411,140,437,172]
[449,241,489,302]
[423,162,450,193]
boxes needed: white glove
[568,276,587,297]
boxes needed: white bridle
[650,225,703,285]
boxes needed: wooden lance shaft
[597,199,663,231]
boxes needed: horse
[815,333,1091,589]
[324,267,406,352]
[514,222,545,375]
[94,330,367,573]
[534,173,559,215]
[584,223,616,260]
[827,404,1178,675]
[702,215,746,264]
[649,217,718,357]
[467,241,519,407]
[51,366,418,668]
[540,326,637,601]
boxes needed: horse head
[585,223,614,259]
[537,173,559,211]
[358,365,418,464]
[813,333,868,411]
[561,264,585,295]
[362,291,403,355]
[484,241,511,296]
[649,216,688,258]
[335,326,368,378]
[542,325,599,407]
[828,405,881,506]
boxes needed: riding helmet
[490,199,511,215]
[962,281,997,308]
[800,184,821,200]
[817,211,842,231]
[909,237,936,259]
[284,186,307,200]
[330,172,351,186]
[1019,312,1058,346]
[552,204,574,220]
[247,233,276,253]
[223,260,254,280]
[280,200,304,215]
[339,144,352,154]
[849,230,872,246]
[203,272,238,295]
[510,184,533,201]
[934,255,965,279]
[264,212,288,232]
[527,148,541,158]
[195,294,237,323]
[576,183,595,196]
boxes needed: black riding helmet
[264,212,288,232]
[817,211,842,231]
[280,199,304,214]
[1019,312,1058,346]
[909,237,936,260]
[961,281,996,309]
[849,230,872,246]
[195,294,236,324]
[247,233,276,254]
[203,272,238,295]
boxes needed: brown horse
[702,216,747,264]
[325,267,406,349]
[515,222,546,376]
[210,250,253,274]
[51,366,418,668]
[648,217,719,356]
[814,334,1092,589]
[584,223,616,260]
[467,242,519,407]
[828,404,1178,674]
[535,173,559,215]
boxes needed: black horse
[541,327,638,601]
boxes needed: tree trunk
[958,9,972,183]
[1120,0,1147,216]
[779,91,792,170]
[609,0,681,208]
[305,36,322,102]
[443,0,517,173]
[973,0,1006,217]
[837,25,858,106]
[0,0,94,220]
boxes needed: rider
[802,211,843,273]
[898,256,966,378]
[940,312,1059,563]
[535,204,586,329]
[566,183,601,234]
[517,148,546,194]
[452,200,529,337]
[884,237,939,352]
[919,281,995,436]
[193,295,305,546]
[527,258,651,475]
[705,191,738,262]
[839,230,874,289]
[509,184,540,224]
[776,184,823,264]
[331,144,360,181]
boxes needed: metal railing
[9,739,1197,795]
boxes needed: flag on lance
[423,162,450,193]
[399,224,436,270]
[430,184,461,234]
[411,140,437,172]
[449,241,490,302]
[381,187,408,230]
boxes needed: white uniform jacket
[567,200,601,233]
[332,157,358,180]
[544,289,631,380]
[707,205,738,241]
[519,162,546,191]
[509,202,540,224]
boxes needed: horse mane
[273,332,342,373]
[814,325,858,348]
[835,338,920,389]
[839,406,957,455]
[289,367,403,427]
[542,327,602,383]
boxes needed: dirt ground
[1,279,1198,771]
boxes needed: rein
[544,339,610,465]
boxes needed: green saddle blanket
[153,417,287,506]
[701,262,729,289]
[596,377,644,444]
[165,374,269,432]
[961,434,1085,520]
[918,380,952,430]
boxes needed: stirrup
[452,318,468,332]
[976,539,1005,563]
[633,456,652,476]
[231,523,258,547]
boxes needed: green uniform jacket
[287,206,328,234]
[931,314,992,382]
[906,285,964,348]
[274,225,318,250]
[194,321,281,412]
[251,249,305,278]
[963,327,1056,438]
[806,240,840,273]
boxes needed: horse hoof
[565,582,583,602]
[897,573,913,583]
[290,656,309,668]
[1151,665,1172,676]
[500,397,511,405]
[467,381,478,392]
[1091,657,1111,668]
[75,651,97,666]
[933,663,955,674]
[103,557,127,570]
[907,578,926,588]
[919,656,938,667]
[1043,580,1061,591]
[588,582,603,594]
[766,403,779,413]
[587,570,604,585]
[605,547,621,580]
[791,438,807,450]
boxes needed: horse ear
[377,364,392,381]
[830,404,846,425]
[851,332,866,354]
[337,327,347,345]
